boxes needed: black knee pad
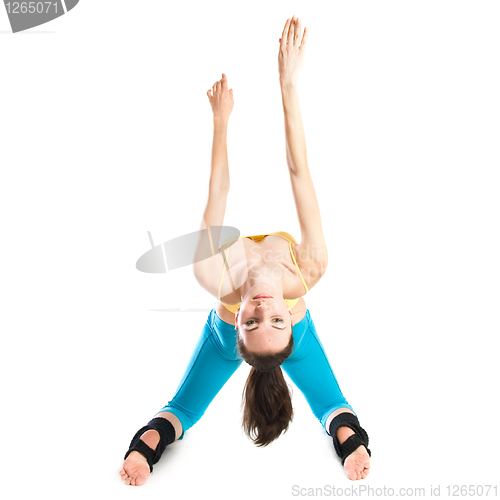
[124,417,176,472]
[328,412,371,465]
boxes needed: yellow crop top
[217,231,309,313]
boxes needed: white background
[1,1,499,498]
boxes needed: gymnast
[120,15,371,486]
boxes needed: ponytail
[237,331,294,447]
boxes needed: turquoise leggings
[157,308,355,439]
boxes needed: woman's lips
[253,293,273,299]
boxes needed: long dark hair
[236,329,294,447]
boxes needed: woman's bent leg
[121,309,242,486]
[282,310,370,480]
[282,311,356,432]
[154,309,243,439]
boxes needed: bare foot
[119,429,160,486]
[120,451,151,486]
[337,426,371,480]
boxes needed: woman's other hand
[207,73,234,121]
[278,16,308,87]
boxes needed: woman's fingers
[281,18,291,48]
[301,24,308,49]
[287,16,296,44]
[208,74,230,101]
[280,16,306,49]
[221,73,228,91]
[293,17,301,46]
[209,75,228,94]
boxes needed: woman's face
[235,284,293,354]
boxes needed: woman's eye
[245,318,283,326]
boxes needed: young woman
[120,16,371,486]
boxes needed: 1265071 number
[5,2,58,14]
[447,485,498,496]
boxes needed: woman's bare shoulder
[291,240,328,291]
[215,302,236,325]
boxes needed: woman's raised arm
[205,73,233,197]
[201,73,233,228]
[278,17,328,270]
[194,74,234,292]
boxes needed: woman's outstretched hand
[207,73,234,121]
[278,16,308,87]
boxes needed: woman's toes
[345,467,357,481]
[343,445,371,481]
